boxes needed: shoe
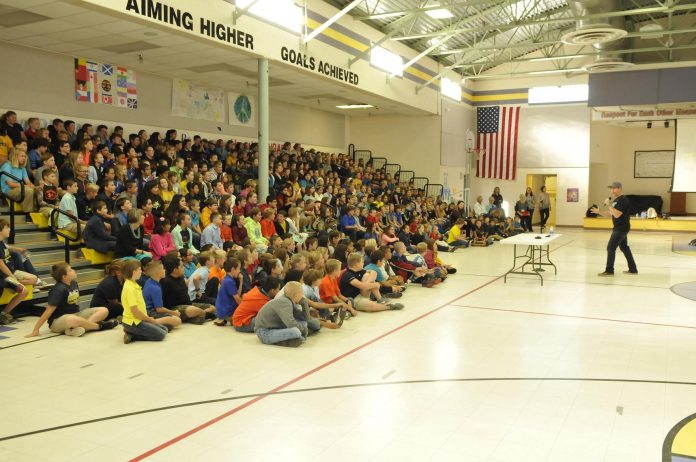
[123,331,133,344]
[65,326,86,337]
[384,292,402,299]
[336,307,347,327]
[276,338,303,347]
[204,311,216,320]
[189,315,206,325]
[623,270,638,274]
[34,279,53,289]
[597,271,614,277]
[387,302,404,310]
[98,319,119,331]
[377,298,390,304]
[0,312,15,325]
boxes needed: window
[371,46,403,77]
[528,84,589,105]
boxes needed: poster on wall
[567,188,579,202]
[228,92,256,127]
[74,58,137,109]
[172,79,225,122]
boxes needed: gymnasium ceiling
[326,0,696,80]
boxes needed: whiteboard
[634,150,675,178]
[674,119,696,191]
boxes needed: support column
[258,58,269,204]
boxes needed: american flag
[476,106,520,180]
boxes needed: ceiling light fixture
[425,5,454,19]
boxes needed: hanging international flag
[75,58,137,110]
[476,106,520,180]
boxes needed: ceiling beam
[304,0,363,43]
[391,3,696,41]
[354,0,506,21]
[232,0,261,23]
[453,43,696,69]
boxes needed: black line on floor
[0,334,60,350]
[2,376,695,442]
[128,373,143,380]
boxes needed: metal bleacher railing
[0,171,25,244]
[348,144,440,198]
[50,208,81,263]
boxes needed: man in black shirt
[591,181,638,276]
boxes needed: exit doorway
[526,174,557,228]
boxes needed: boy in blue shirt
[142,260,182,331]
[214,258,243,326]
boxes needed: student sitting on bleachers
[83,200,117,254]
[25,262,117,337]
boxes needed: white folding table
[499,233,563,285]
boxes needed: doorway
[526,174,557,228]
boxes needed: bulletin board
[634,150,675,178]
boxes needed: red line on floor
[130,241,573,461]
[451,304,696,330]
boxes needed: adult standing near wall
[514,194,529,232]
[591,181,638,276]
[524,187,535,232]
[491,187,503,208]
[538,185,551,231]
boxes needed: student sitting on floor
[472,219,493,247]
[187,251,216,304]
[142,260,182,331]
[254,281,309,348]
[302,269,344,329]
[411,242,445,281]
[319,258,358,318]
[214,258,243,326]
[365,249,405,298]
[160,256,216,324]
[25,263,117,337]
[232,276,282,333]
[339,252,403,312]
[390,242,433,287]
[121,259,168,344]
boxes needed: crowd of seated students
[0,112,486,341]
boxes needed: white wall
[589,122,696,213]
[347,114,442,182]
[0,41,347,151]
[441,98,475,167]
[470,105,591,226]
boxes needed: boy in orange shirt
[232,276,281,332]
[220,214,233,242]
[207,250,226,299]
[319,258,357,318]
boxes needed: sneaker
[0,312,15,325]
[377,298,390,304]
[189,315,206,325]
[623,270,638,274]
[276,338,303,347]
[34,278,53,289]
[384,291,402,299]
[123,331,133,344]
[65,326,86,337]
[387,302,404,310]
[336,307,347,327]
[422,277,437,288]
[98,319,119,331]
[597,271,614,277]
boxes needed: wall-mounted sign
[125,0,255,50]
[593,108,696,121]
[280,46,359,86]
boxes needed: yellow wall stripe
[307,18,370,53]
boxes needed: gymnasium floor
[1,228,695,462]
